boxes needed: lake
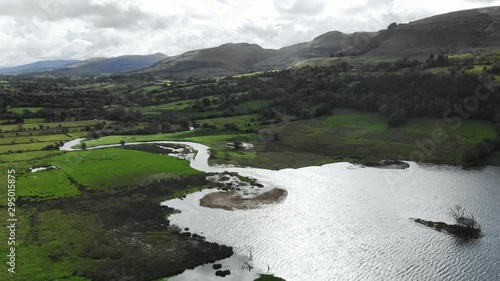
[61,140,500,281]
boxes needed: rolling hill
[53,53,168,76]
[0,60,80,74]
[3,6,500,78]
[142,6,500,78]
[363,6,500,57]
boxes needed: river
[61,139,500,281]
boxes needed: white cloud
[0,0,499,66]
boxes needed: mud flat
[200,188,288,210]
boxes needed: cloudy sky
[0,0,499,66]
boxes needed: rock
[212,263,222,270]
[215,270,231,277]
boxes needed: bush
[449,205,481,234]
[387,110,406,127]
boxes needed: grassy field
[199,114,260,129]
[0,119,110,154]
[7,107,44,113]
[465,65,492,74]
[0,175,233,281]
[217,109,497,169]
[11,147,200,200]
[233,99,272,113]
[423,66,450,74]
[0,119,110,132]
[143,85,163,92]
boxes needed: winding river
[61,139,500,281]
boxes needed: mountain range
[2,6,500,78]
[0,53,167,75]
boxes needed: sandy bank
[200,188,288,210]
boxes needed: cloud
[0,0,178,30]
[274,0,325,16]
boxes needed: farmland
[0,53,499,281]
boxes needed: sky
[0,0,499,66]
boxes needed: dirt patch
[200,188,288,210]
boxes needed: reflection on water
[59,139,500,280]
[165,162,500,281]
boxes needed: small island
[413,205,482,239]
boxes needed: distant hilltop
[3,6,500,78]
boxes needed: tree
[120,140,125,146]
[387,110,406,127]
[81,142,87,150]
[463,148,480,165]
[202,97,211,107]
[314,103,332,117]
[449,205,481,234]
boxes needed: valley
[1,5,500,281]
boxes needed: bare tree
[449,205,481,232]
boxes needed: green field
[143,85,163,92]
[0,120,110,154]
[218,109,497,169]
[423,66,450,74]
[233,99,272,112]
[0,175,232,281]
[7,107,43,113]
[199,114,260,129]
[12,148,199,199]
[465,65,492,74]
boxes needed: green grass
[16,148,200,199]
[232,70,277,78]
[199,114,260,129]
[0,119,110,132]
[79,129,250,148]
[0,133,73,145]
[449,53,474,60]
[423,66,450,74]
[24,118,46,124]
[7,107,43,113]
[224,109,497,169]
[234,99,272,112]
[0,175,232,281]
[0,150,65,163]
[254,274,286,281]
[143,85,163,92]
[0,142,60,154]
[137,99,196,114]
[465,65,492,74]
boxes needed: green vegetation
[7,107,43,113]
[423,66,450,74]
[0,175,233,281]
[1,45,499,280]
[255,274,286,281]
[217,109,497,169]
[14,148,199,200]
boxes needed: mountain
[0,60,80,74]
[4,6,500,78]
[298,31,377,57]
[142,6,500,78]
[142,33,378,78]
[143,43,295,78]
[364,6,500,57]
[53,53,168,76]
